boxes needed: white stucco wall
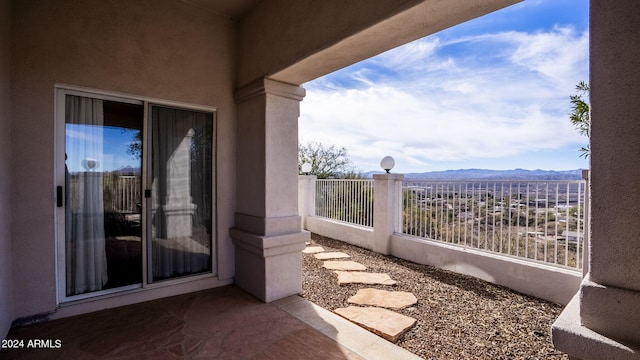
[306,217,374,250]
[0,0,14,340]
[10,0,237,319]
[390,235,580,305]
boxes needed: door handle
[56,186,63,207]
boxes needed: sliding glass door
[57,88,215,300]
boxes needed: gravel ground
[301,234,569,360]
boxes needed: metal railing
[113,175,141,213]
[67,173,141,215]
[315,179,374,227]
[402,180,586,269]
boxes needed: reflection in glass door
[149,105,213,282]
[64,95,144,296]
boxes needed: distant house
[458,211,475,221]
[561,231,584,243]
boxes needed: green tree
[298,141,361,178]
[570,81,590,158]
[125,129,142,159]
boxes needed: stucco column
[552,2,640,358]
[161,128,196,239]
[373,174,404,255]
[579,0,640,345]
[298,175,317,230]
[230,77,309,302]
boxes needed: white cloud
[504,26,589,89]
[375,38,441,71]
[300,23,589,173]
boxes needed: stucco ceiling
[180,0,262,19]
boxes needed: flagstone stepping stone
[322,260,367,271]
[314,252,350,260]
[334,306,417,342]
[348,288,417,310]
[302,246,325,254]
[333,271,396,285]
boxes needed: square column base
[552,294,640,360]
[162,203,196,238]
[230,228,308,302]
[579,276,640,346]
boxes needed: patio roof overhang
[235,0,522,87]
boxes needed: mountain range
[365,168,585,180]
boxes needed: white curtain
[151,106,212,280]
[65,95,108,296]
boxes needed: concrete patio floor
[1,285,420,359]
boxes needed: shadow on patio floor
[1,285,369,359]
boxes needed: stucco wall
[306,217,374,250]
[10,0,237,319]
[1,0,14,340]
[390,235,580,305]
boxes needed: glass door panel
[64,95,144,296]
[149,105,213,282]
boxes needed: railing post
[582,169,590,277]
[298,174,317,230]
[373,173,404,255]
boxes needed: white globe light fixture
[380,156,395,174]
[81,158,100,171]
[301,162,312,174]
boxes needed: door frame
[54,84,218,304]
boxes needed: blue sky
[66,124,140,172]
[299,0,590,173]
